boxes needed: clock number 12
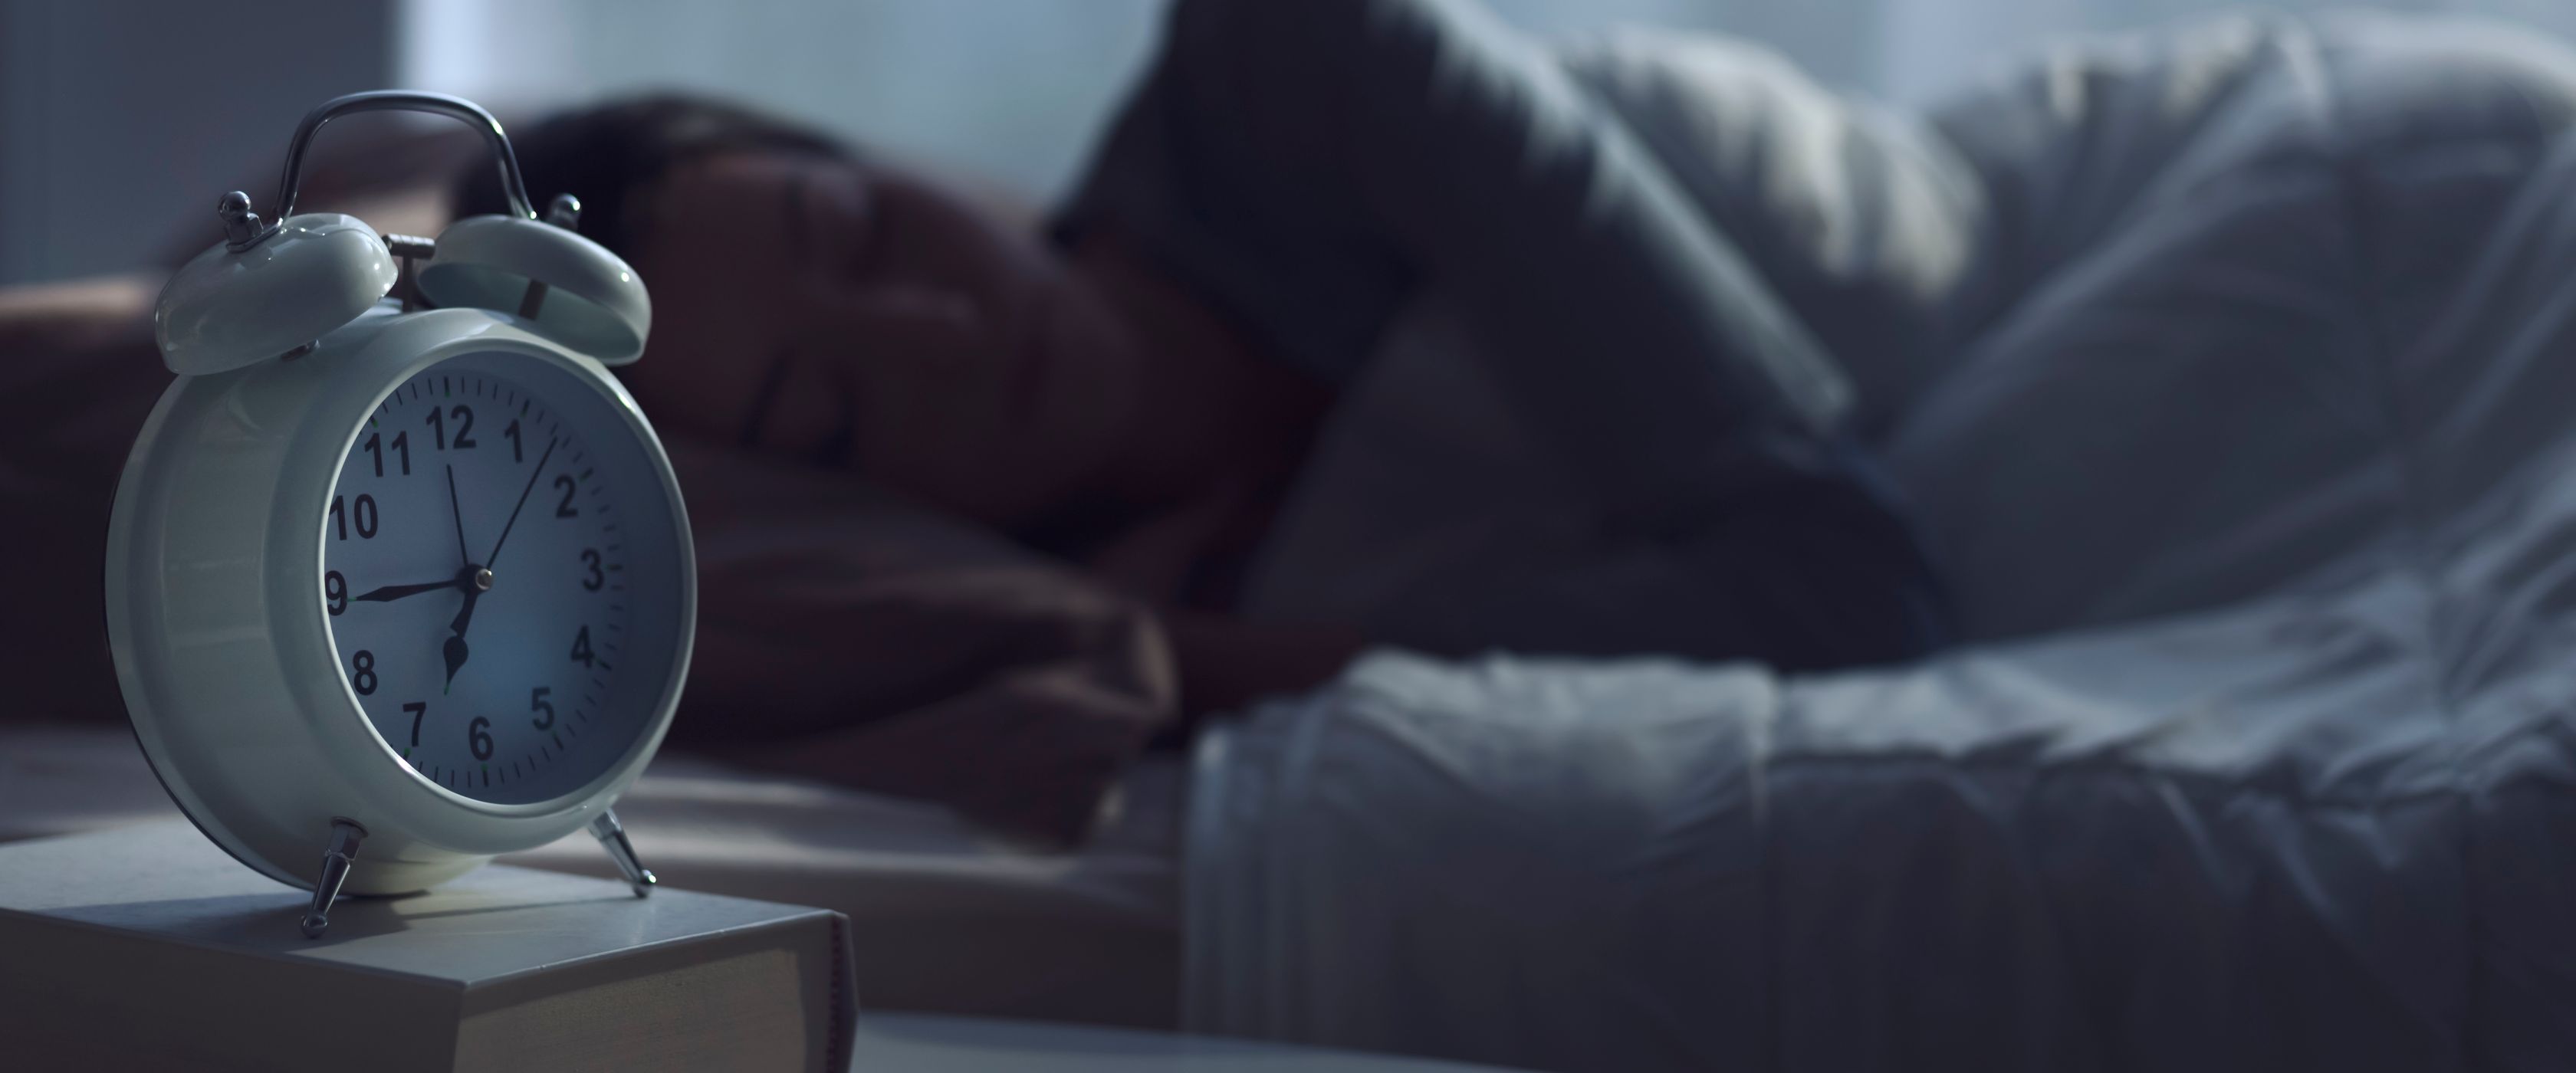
[426,405,477,451]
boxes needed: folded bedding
[1196,10,2576,1071]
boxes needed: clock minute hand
[446,464,471,566]
[353,579,465,603]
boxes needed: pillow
[662,440,1181,845]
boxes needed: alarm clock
[104,91,695,937]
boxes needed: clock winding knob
[217,191,268,249]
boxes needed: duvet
[1198,12,2576,1071]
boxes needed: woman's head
[452,96,1149,528]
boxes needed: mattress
[0,722,1184,1029]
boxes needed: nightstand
[849,1013,1527,1071]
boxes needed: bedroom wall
[0,0,396,285]
[4,0,2570,285]
[396,0,1733,207]
[399,0,2576,214]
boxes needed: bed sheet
[0,723,1184,1029]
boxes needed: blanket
[1195,12,2576,1071]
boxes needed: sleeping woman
[451,0,1949,842]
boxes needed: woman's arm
[1159,611,1367,720]
[1064,0,1945,668]
[1080,484,1366,717]
[1065,0,1857,514]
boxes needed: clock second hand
[483,436,558,574]
[445,436,557,692]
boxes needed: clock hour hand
[442,567,494,693]
[442,614,474,691]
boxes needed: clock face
[323,351,686,805]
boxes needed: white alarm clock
[104,92,695,937]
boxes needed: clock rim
[309,346,693,814]
[108,307,697,892]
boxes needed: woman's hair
[450,94,846,259]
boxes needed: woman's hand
[1083,481,1257,605]
[1158,609,1365,720]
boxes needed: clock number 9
[330,494,379,540]
[325,570,347,615]
[468,716,494,761]
[350,649,377,695]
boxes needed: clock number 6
[468,716,495,761]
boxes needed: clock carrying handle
[224,90,539,250]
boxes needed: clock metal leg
[588,809,657,897]
[298,818,367,938]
